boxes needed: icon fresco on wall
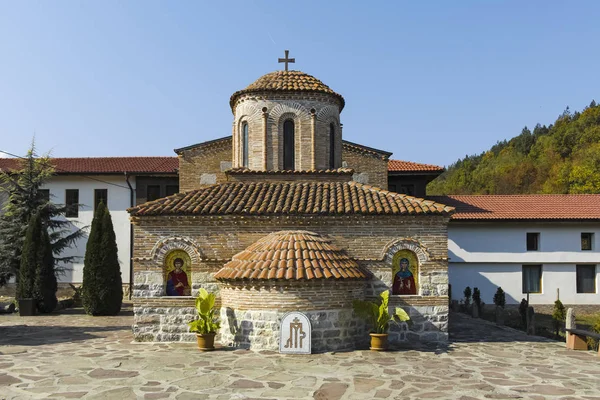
[392,250,418,295]
[164,250,191,296]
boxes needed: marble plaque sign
[279,312,311,354]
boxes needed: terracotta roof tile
[226,167,354,175]
[230,70,345,110]
[429,195,600,220]
[0,157,178,175]
[214,230,368,281]
[388,159,444,173]
[128,181,454,217]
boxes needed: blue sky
[0,1,598,166]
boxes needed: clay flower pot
[369,333,388,351]
[18,299,36,316]
[196,332,216,351]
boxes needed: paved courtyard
[0,305,599,400]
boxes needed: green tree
[33,224,58,313]
[0,143,85,286]
[82,202,123,316]
[427,101,600,195]
[16,213,41,300]
[16,211,57,313]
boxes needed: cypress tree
[33,227,57,313]
[82,202,122,315]
[16,212,41,300]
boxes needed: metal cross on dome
[278,50,295,71]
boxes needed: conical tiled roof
[230,70,345,110]
[214,231,367,281]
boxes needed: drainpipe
[125,172,134,300]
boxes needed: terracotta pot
[369,333,388,351]
[196,332,216,351]
[18,299,36,316]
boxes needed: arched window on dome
[242,122,249,168]
[329,123,335,169]
[283,119,295,170]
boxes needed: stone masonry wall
[178,138,232,192]
[342,148,389,190]
[232,92,342,171]
[131,214,450,344]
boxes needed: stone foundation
[132,298,198,342]
[219,308,367,352]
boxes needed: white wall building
[0,157,179,296]
[432,195,600,306]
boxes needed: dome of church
[214,230,367,281]
[229,70,345,111]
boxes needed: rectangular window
[576,265,596,293]
[522,265,542,293]
[399,184,415,196]
[581,233,593,251]
[166,185,179,197]
[65,189,79,218]
[147,185,161,201]
[526,232,539,251]
[94,189,108,210]
[38,189,50,202]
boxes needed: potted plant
[352,290,410,351]
[188,288,220,351]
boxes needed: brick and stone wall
[342,148,389,190]
[232,92,342,171]
[178,138,232,192]
[131,214,450,347]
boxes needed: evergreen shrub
[493,287,506,308]
[82,202,123,316]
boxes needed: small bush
[463,286,472,308]
[473,287,482,313]
[493,287,506,308]
[552,299,566,337]
[588,316,600,351]
[519,299,528,329]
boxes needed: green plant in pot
[188,288,220,351]
[352,290,410,351]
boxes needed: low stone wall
[219,307,367,352]
[132,297,198,342]
[0,283,131,299]
[388,305,449,344]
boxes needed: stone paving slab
[0,306,599,399]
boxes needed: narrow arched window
[242,122,249,168]
[283,120,295,170]
[329,123,335,169]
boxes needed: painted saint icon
[165,250,191,296]
[392,250,418,295]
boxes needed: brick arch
[268,101,311,124]
[235,102,263,124]
[316,105,340,123]
[151,237,203,267]
[381,238,430,264]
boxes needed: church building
[128,55,454,351]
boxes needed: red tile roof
[0,157,178,175]
[388,160,444,173]
[214,230,368,281]
[429,195,600,220]
[128,181,454,217]
[230,70,345,110]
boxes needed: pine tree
[0,142,85,286]
[82,202,122,315]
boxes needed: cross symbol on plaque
[278,50,295,71]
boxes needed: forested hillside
[428,101,600,195]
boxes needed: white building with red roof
[431,195,600,308]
